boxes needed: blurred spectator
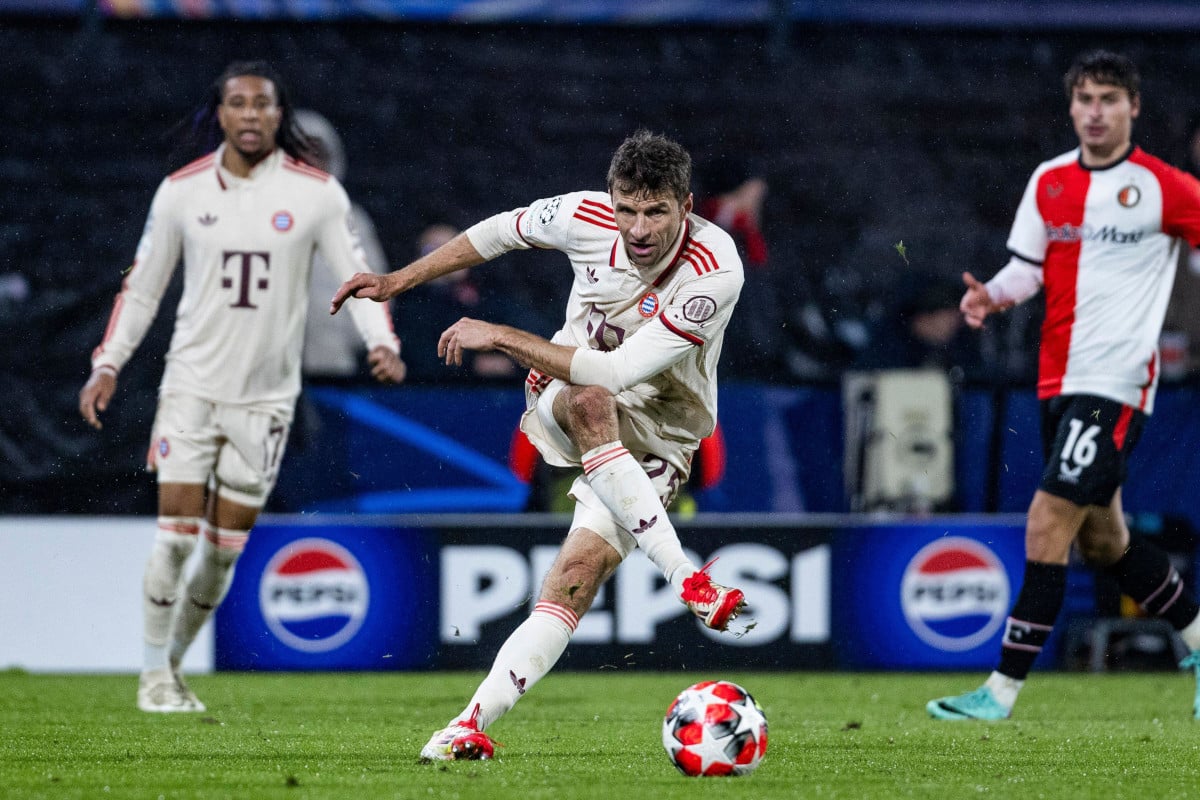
[396,223,519,383]
[855,274,988,384]
[1163,114,1200,381]
[295,109,391,381]
[698,160,783,380]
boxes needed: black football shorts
[1038,393,1145,507]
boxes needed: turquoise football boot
[926,686,1011,721]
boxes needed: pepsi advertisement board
[832,518,1028,669]
[215,521,439,670]
[216,514,1073,672]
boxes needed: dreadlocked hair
[168,60,317,170]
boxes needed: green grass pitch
[1,669,1198,799]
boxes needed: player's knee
[542,558,604,610]
[561,386,619,441]
[1077,538,1124,567]
[564,385,617,430]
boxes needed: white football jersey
[1007,146,1200,412]
[92,145,399,418]
[468,190,744,443]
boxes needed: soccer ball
[662,680,768,777]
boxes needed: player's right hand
[959,271,1011,329]
[330,272,393,315]
[79,369,117,430]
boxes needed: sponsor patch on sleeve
[682,295,717,323]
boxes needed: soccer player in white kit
[929,51,1200,721]
[78,62,405,713]
[332,130,748,760]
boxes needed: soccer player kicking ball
[79,61,404,713]
[928,50,1200,722]
[332,130,748,759]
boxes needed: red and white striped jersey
[1007,146,1200,412]
[467,190,744,441]
[91,146,399,418]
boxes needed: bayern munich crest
[639,292,660,317]
[259,538,369,653]
[271,210,294,231]
[900,537,1009,652]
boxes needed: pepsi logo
[900,537,1009,652]
[259,538,369,653]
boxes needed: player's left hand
[439,317,501,366]
[368,346,407,384]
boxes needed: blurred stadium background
[4,0,1200,676]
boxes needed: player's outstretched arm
[439,317,575,380]
[330,272,397,314]
[79,369,117,430]
[331,232,488,315]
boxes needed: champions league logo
[900,537,1009,652]
[259,538,370,653]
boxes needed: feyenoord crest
[1117,185,1141,208]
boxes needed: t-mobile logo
[221,250,271,308]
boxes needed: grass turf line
[0,670,1197,799]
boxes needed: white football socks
[984,671,1024,710]
[143,517,201,672]
[169,525,249,668]
[459,601,579,731]
[1180,611,1200,652]
[580,442,695,592]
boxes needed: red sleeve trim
[660,314,704,345]
[282,158,331,182]
[514,210,533,246]
[168,153,216,182]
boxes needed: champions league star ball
[662,680,768,777]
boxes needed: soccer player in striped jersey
[333,130,748,760]
[78,62,404,713]
[929,51,1200,721]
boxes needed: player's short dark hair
[1063,50,1140,100]
[607,130,691,203]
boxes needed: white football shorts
[147,392,291,508]
[520,377,696,559]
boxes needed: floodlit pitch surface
[1,670,1197,799]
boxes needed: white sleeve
[1005,166,1050,265]
[985,256,1044,307]
[465,192,587,260]
[91,179,182,374]
[569,316,696,393]
[315,181,399,354]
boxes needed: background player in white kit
[332,130,747,760]
[929,51,1200,721]
[78,61,405,713]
